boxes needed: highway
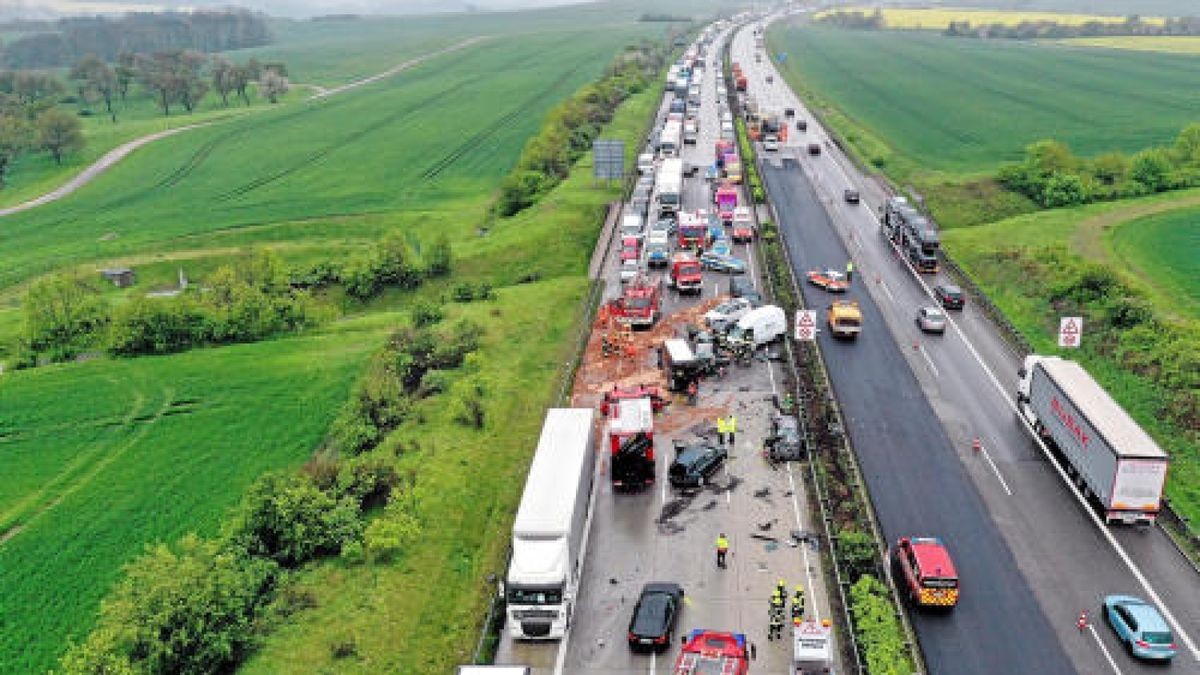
[739,11,1200,675]
[496,22,841,674]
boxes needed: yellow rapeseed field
[1063,36,1200,54]
[818,7,1164,30]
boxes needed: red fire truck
[609,397,655,490]
[608,274,661,328]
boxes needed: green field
[1110,207,1200,313]
[0,316,391,672]
[0,29,646,291]
[768,26,1200,176]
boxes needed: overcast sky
[0,0,593,20]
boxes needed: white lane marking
[917,343,939,378]
[1086,623,1124,675]
[974,437,1013,496]
[878,279,895,303]
[785,463,820,622]
[746,243,758,289]
[650,650,656,675]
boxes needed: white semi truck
[656,158,683,215]
[504,408,596,639]
[1017,355,1169,525]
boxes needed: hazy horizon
[0,0,596,21]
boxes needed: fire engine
[608,397,655,490]
[608,274,662,328]
[673,630,750,675]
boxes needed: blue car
[699,252,747,274]
[1103,595,1176,661]
[710,237,733,257]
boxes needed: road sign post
[1058,316,1082,349]
[794,310,816,341]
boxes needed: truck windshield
[626,297,652,309]
[660,193,680,205]
[507,587,563,605]
[680,264,701,276]
[921,577,958,589]
[836,317,861,327]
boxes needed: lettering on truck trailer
[1049,396,1090,449]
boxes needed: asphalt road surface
[496,22,841,674]
[741,11,1200,675]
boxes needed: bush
[849,575,913,675]
[363,491,422,562]
[411,300,444,328]
[223,472,363,568]
[58,535,278,675]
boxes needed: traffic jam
[492,16,835,675]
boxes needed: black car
[627,582,685,651]
[934,284,965,310]
[669,442,727,488]
[729,277,764,307]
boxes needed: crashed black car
[669,442,727,488]
[765,413,806,462]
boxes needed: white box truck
[504,408,596,639]
[656,158,683,215]
[659,121,682,158]
[1017,355,1169,525]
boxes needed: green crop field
[1110,208,1200,312]
[0,316,391,672]
[768,26,1200,176]
[0,29,651,292]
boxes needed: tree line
[1,9,271,69]
[815,9,885,30]
[495,40,670,217]
[945,15,1200,40]
[998,124,1200,208]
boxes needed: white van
[620,213,645,240]
[727,305,786,347]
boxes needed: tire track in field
[213,33,581,203]
[419,60,586,181]
[0,387,174,547]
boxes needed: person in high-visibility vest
[792,585,805,620]
[728,414,738,446]
[716,533,729,569]
[846,260,855,282]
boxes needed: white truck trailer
[659,121,682,158]
[504,408,596,639]
[1017,355,1169,525]
[656,158,684,215]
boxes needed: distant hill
[868,0,1199,19]
[0,0,594,21]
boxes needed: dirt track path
[0,36,486,219]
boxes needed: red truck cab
[610,274,661,328]
[669,253,703,295]
[893,536,960,609]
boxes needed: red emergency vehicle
[608,397,655,490]
[893,536,960,609]
[673,630,750,675]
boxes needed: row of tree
[945,15,1200,40]
[1,9,272,68]
[815,9,885,30]
[496,41,669,217]
[998,124,1200,208]
[71,51,288,121]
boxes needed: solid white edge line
[918,344,939,379]
[650,649,656,675]
[975,438,1013,497]
[1087,623,1124,675]
[763,34,1200,662]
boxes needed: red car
[620,236,641,262]
[806,268,849,292]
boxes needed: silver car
[704,297,754,332]
[916,306,946,334]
